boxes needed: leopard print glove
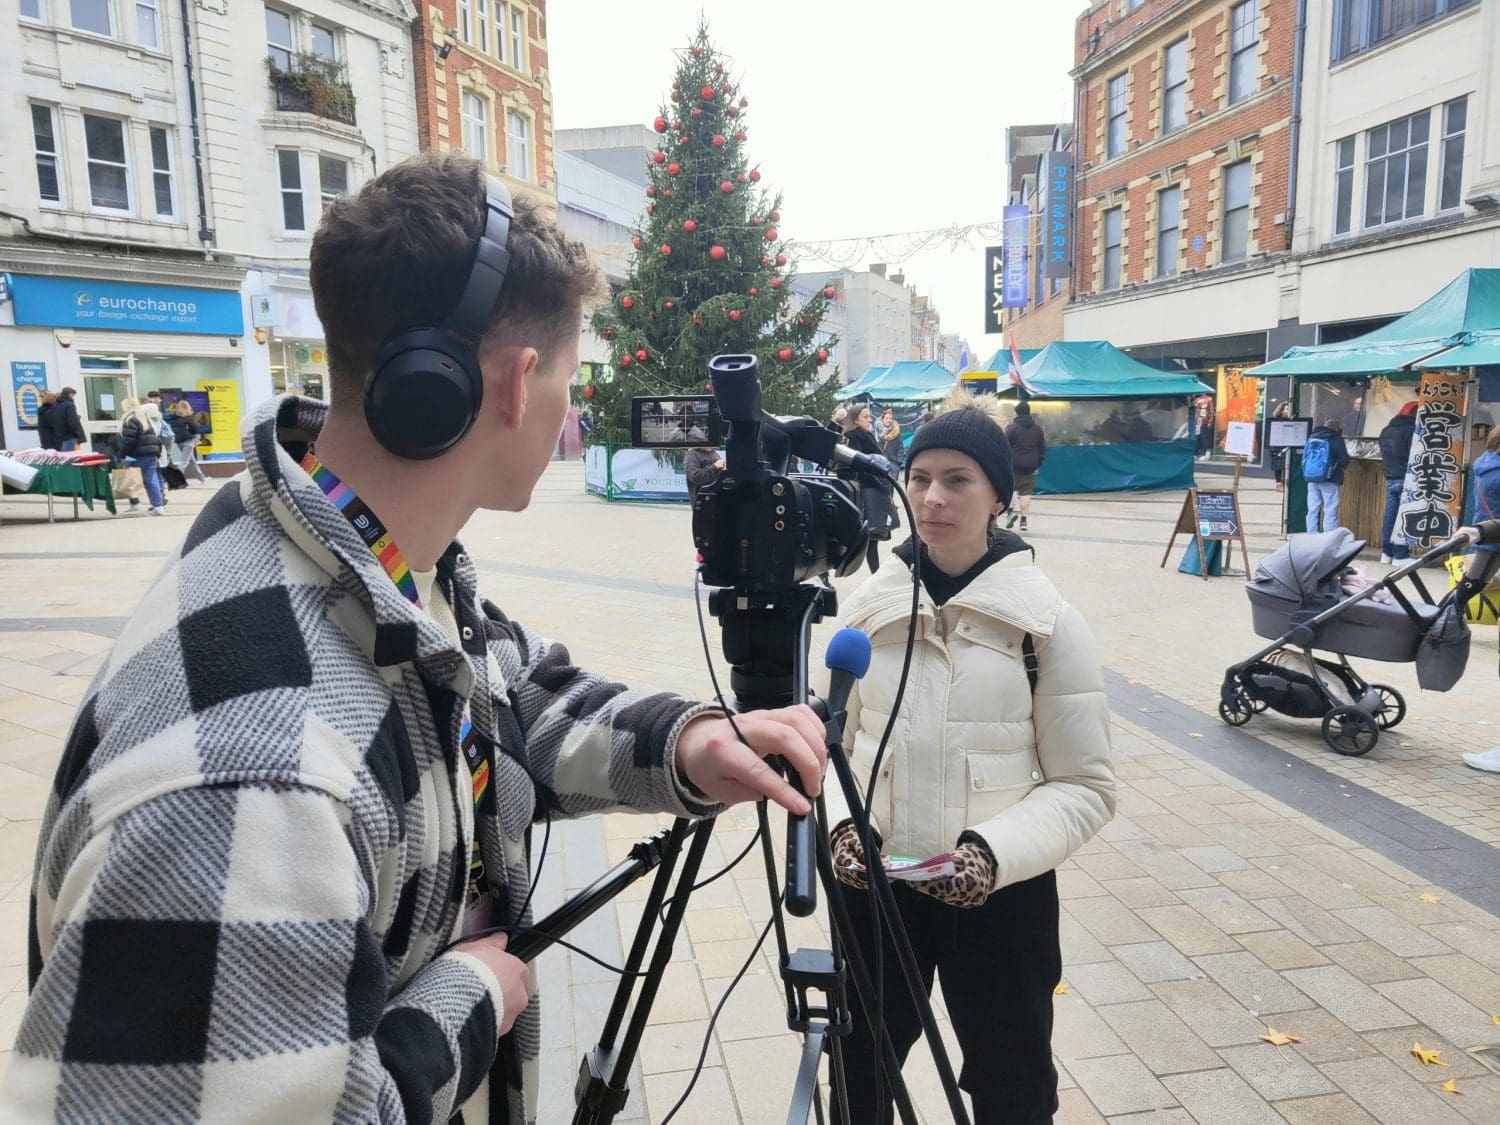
[830,820,871,891]
[912,840,997,909]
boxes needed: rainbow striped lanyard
[301,452,490,831]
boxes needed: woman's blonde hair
[172,399,194,417]
[886,420,901,441]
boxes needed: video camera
[630,354,897,593]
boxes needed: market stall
[843,361,955,403]
[1250,268,1500,550]
[997,341,1208,494]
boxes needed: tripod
[511,579,972,1125]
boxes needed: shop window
[136,0,160,50]
[1229,1,1258,104]
[83,113,130,213]
[1102,208,1123,290]
[1363,108,1429,228]
[1332,0,1477,63]
[510,6,525,72]
[506,110,531,180]
[318,155,349,212]
[1162,38,1187,135]
[1438,95,1466,212]
[266,7,294,70]
[462,91,489,162]
[457,0,472,43]
[278,149,305,233]
[310,22,339,61]
[1221,160,1252,261]
[1107,74,1128,159]
[32,104,64,207]
[1156,186,1181,278]
[21,0,42,20]
[1333,135,1355,235]
[70,0,113,36]
[149,126,176,218]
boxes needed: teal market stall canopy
[972,346,1043,379]
[1250,268,1500,377]
[996,341,1208,495]
[844,360,956,402]
[840,365,889,397]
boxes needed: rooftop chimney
[870,263,887,278]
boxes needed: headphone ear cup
[366,332,483,459]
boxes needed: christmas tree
[581,22,840,444]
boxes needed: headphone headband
[446,179,514,347]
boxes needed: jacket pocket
[965,750,1041,828]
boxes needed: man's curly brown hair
[310,152,600,409]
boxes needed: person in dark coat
[54,387,87,451]
[1004,399,1046,532]
[35,393,59,450]
[118,399,166,514]
[1377,401,1418,563]
[685,446,723,506]
[1268,401,1292,491]
[841,404,883,456]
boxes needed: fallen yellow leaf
[1053,983,1068,996]
[1188,732,1204,739]
[1410,1043,1447,1067]
[1419,893,1441,903]
[1492,1014,1500,1025]
[1260,1028,1301,1046]
[1442,1078,1460,1095]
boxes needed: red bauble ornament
[631,237,641,249]
[771,277,782,289]
[582,384,596,399]
[705,383,713,392]
[751,215,762,226]
[672,120,681,130]
[761,256,771,266]
[797,317,806,325]
[672,80,680,89]
[621,295,635,309]
[749,169,762,182]
[660,243,672,255]
[691,107,703,119]
[749,287,759,296]
[765,228,778,241]
[720,181,734,194]
[602,328,614,341]
[618,354,632,368]
[736,173,748,183]
[712,134,726,148]
[715,64,723,74]
[770,210,781,222]
[692,45,702,56]
[729,309,742,322]
[645,185,657,198]
[726,106,740,118]
[776,253,787,266]
[647,311,656,320]
[683,219,697,232]
[778,347,793,361]
[823,286,836,298]
[678,135,689,145]
[653,150,666,164]
[693,315,702,325]
[817,348,829,364]
[663,188,673,197]
[665,300,675,310]
[653,116,668,133]
[636,348,649,362]
[735,130,747,142]
[709,245,727,260]
[740,97,749,107]
[701,85,716,100]
[667,163,681,176]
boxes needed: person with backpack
[1377,402,1419,562]
[1302,418,1350,534]
[822,388,1116,1124]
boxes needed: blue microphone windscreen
[825,628,872,678]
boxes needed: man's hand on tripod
[674,705,827,814]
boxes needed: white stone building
[794,265,912,385]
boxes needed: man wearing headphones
[4,154,825,1124]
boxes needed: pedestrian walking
[118,398,167,515]
[825,390,1115,1125]
[168,399,209,483]
[1195,394,1216,460]
[1302,418,1350,534]
[1377,401,1418,563]
[1004,399,1046,533]
[35,392,59,450]
[875,407,896,444]
[843,403,884,457]
[1269,401,1292,491]
[54,386,87,451]
[881,419,904,465]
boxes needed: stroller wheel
[1219,694,1254,727]
[1322,706,1379,756]
[1368,684,1406,730]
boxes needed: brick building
[1065,0,1297,392]
[411,1,556,212]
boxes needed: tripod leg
[786,1030,825,1125]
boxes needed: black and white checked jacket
[4,395,720,1123]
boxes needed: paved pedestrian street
[0,465,1497,1124]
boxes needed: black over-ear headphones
[364,177,514,459]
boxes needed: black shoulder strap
[1022,633,1039,694]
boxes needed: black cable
[660,915,776,1125]
[514,802,551,929]
[659,825,764,924]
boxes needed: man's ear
[486,346,540,431]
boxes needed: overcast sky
[547,1,1083,364]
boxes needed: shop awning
[1416,330,1500,370]
[1250,267,1500,377]
[1003,340,1209,398]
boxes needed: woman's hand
[912,840,996,909]
[831,820,871,890]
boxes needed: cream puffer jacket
[824,547,1116,893]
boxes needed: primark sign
[10,275,244,336]
[1039,151,1075,280]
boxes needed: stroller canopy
[1250,529,1366,605]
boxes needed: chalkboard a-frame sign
[1160,488,1251,581]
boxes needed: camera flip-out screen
[630,396,725,448]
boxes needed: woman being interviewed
[824,389,1116,1124]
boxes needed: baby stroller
[1219,528,1477,756]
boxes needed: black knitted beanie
[904,406,1016,502]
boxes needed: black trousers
[830,870,1061,1124]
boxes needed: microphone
[831,444,899,482]
[785,627,873,917]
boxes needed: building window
[510,7,525,72]
[1364,109,1429,228]
[506,110,531,180]
[457,0,472,43]
[310,22,338,61]
[1229,1,1258,104]
[83,113,130,212]
[1333,135,1355,235]
[278,149,305,233]
[1221,160,1252,261]
[149,126,175,217]
[21,0,42,19]
[318,154,349,212]
[71,0,114,36]
[1102,207,1123,290]
[1156,186,1181,277]
[266,8,294,70]
[1162,38,1187,135]
[31,104,63,207]
[1107,74,1128,158]
[135,0,161,50]
[462,91,488,162]
[1333,0,1478,63]
[477,0,490,53]
[1438,95,1466,212]
[492,1,507,62]
[1126,0,1144,10]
